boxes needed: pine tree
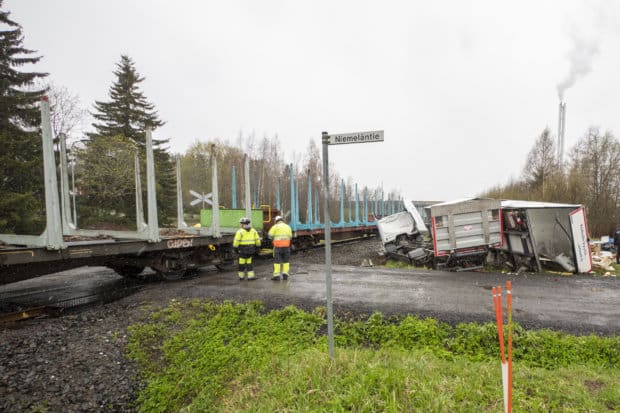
[86,55,175,224]
[0,1,48,233]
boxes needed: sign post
[322,130,384,358]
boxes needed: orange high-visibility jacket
[268,222,292,248]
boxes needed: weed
[127,300,620,412]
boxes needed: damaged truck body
[378,198,592,274]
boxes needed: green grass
[384,259,420,270]
[127,300,620,412]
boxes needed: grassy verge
[127,300,620,412]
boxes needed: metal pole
[340,180,345,225]
[355,183,359,225]
[135,152,146,230]
[322,131,334,358]
[68,139,87,228]
[58,134,73,232]
[307,170,312,224]
[176,156,187,228]
[289,164,295,230]
[232,165,237,209]
[244,154,251,221]
[145,129,159,242]
[40,97,64,249]
[276,177,281,211]
[71,151,77,226]
[211,144,220,237]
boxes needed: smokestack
[557,101,566,164]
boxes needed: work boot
[238,276,245,281]
[271,275,280,281]
[247,276,257,281]
[282,273,289,280]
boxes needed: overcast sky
[6,0,620,201]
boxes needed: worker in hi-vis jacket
[233,217,261,280]
[268,215,293,280]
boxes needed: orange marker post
[506,281,513,413]
[492,285,509,413]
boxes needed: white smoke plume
[556,26,599,101]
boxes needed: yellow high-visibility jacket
[233,227,261,255]
[268,222,292,248]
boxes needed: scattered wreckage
[377,198,593,274]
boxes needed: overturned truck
[378,198,502,271]
[487,200,592,274]
[378,198,592,274]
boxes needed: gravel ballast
[1,236,617,412]
[0,238,384,412]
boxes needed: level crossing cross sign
[189,190,212,207]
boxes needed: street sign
[327,130,384,145]
[189,190,212,207]
[320,129,384,359]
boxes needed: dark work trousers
[238,252,256,279]
[272,247,291,277]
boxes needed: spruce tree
[89,55,164,143]
[0,1,48,233]
[87,55,175,225]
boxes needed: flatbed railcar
[1,97,386,286]
[0,234,236,284]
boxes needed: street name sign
[327,130,384,145]
[321,128,383,358]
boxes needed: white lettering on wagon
[167,239,194,249]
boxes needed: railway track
[0,272,145,323]
[0,235,379,323]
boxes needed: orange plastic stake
[506,281,513,413]
[496,286,506,363]
[493,285,508,413]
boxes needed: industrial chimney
[557,101,566,164]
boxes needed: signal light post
[321,130,384,358]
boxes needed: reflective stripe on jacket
[268,222,292,248]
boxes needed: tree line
[0,2,396,234]
[1,1,618,237]
[482,127,620,237]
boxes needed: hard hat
[239,217,250,225]
[274,215,283,222]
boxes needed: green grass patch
[384,259,420,270]
[127,300,620,412]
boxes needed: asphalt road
[2,261,619,335]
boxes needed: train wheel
[110,265,145,279]
[150,253,190,281]
[214,248,236,271]
[215,260,235,271]
[154,268,186,281]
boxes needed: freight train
[0,98,385,286]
